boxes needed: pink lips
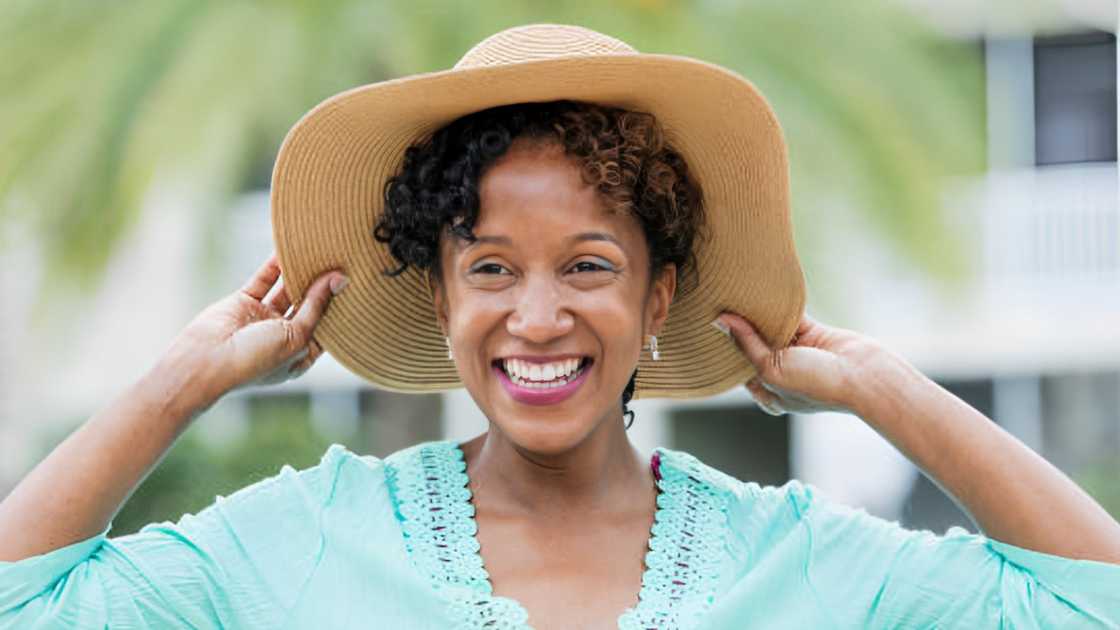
[494,360,591,406]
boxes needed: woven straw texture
[271,24,805,399]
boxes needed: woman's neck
[459,418,654,520]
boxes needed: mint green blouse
[3,440,1118,628]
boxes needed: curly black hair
[373,99,706,427]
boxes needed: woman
[2,24,1119,629]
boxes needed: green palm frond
[1,0,985,322]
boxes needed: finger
[241,253,281,301]
[745,377,779,405]
[759,378,786,398]
[745,378,785,416]
[285,345,310,366]
[759,400,785,416]
[288,339,323,375]
[797,312,818,334]
[288,270,346,344]
[306,337,324,362]
[289,359,312,378]
[263,277,292,315]
[289,353,313,375]
[718,313,774,373]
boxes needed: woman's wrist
[141,347,226,426]
[841,343,930,425]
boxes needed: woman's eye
[471,263,510,275]
[571,260,611,273]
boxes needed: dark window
[357,389,443,458]
[669,405,790,487]
[1040,371,1120,475]
[1034,32,1117,165]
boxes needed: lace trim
[618,448,732,629]
[386,441,531,629]
[386,441,732,630]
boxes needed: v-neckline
[385,440,729,630]
[453,441,664,629]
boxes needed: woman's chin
[494,414,602,456]
[470,364,618,455]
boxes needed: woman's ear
[646,262,677,336]
[428,270,450,335]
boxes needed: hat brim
[271,52,805,399]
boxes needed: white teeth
[501,357,587,385]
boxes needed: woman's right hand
[717,311,888,417]
[0,253,348,562]
[163,252,349,408]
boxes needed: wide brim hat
[271,23,806,399]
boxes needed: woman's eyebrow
[568,232,622,247]
[463,232,620,248]
[462,234,512,249]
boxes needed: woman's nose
[506,276,574,343]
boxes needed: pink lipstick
[493,358,592,406]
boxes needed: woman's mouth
[492,356,593,405]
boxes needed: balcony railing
[981,162,1119,290]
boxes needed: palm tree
[1,0,989,319]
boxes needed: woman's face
[432,137,675,455]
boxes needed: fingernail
[759,401,785,417]
[330,274,349,295]
[710,319,730,336]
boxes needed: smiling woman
[2,23,1120,630]
[376,100,701,446]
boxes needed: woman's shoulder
[299,439,448,473]
[189,442,391,523]
[381,438,458,466]
[655,446,815,507]
[654,445,823,540]
[278,441,388,493]
[379,439,470,507]
[298,440,462,506]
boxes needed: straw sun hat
[271,23,806,399]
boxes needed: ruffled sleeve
[787,479,1120,628]
[0,443,362,629]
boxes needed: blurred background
[1,0,1117,536]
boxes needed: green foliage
[0,0,985,322]
[1074,457,1120,521]
[110,401,335,536]
[109,430,231,537]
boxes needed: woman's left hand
[716,311,888,416]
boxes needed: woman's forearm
[0,351,216,562]
[0,255,340,563]
[717,311,1120,563]
[851,351,1120,564]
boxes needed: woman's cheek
[584,303,642,372]
[448,292,508,364]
